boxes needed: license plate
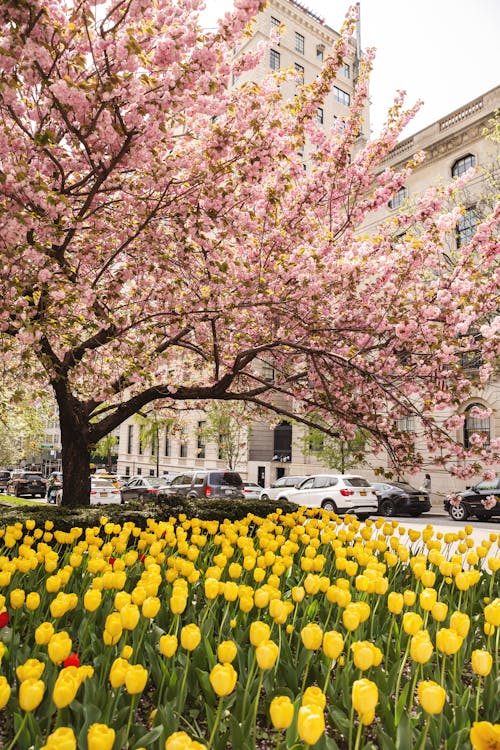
[360,491,366,496]
[101,492,108,497]
[419,496,426,502]
[224,489,232,495]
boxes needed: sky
[201,0,500,138]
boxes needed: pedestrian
[420,473,431,493]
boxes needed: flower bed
[0,508,498,749]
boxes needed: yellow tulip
[0,676,11,709]
[165,731,207,749]
[351,642,376,671]
[417,681,446,714]
[217,640,237,664]
[450,611,470,638]
[16,659,45,682]
[419,588,437,611]
[159,634,178,658]
[83,589,102,612]
[125,664,148,695]
[9,588,25,609]
[48,632,72,665]
[19,678,45,712]
[342,607,360,632]
[302,686,326,709]
[410,631,433,664]
[25,592,40,611]
[255,639,279,670]
[35,622,55,646]
[471,650,493,677]
[436,627,463,655]
[53,670,80,709]
[484,599,500,627]
[269,695,294,730]
[120,604,140,630]
[40,727,77,750]
[470,722,500,750]
[109,658,130,688]
[180,624,201,652]
[301,623,323,651]
[402,612,423,636]
[403,590,416,606]
[387,592,404,615]
[87,723,115,750]
[352,678,378,719]
[249,621,270,647]
[170,593,187,614]
[431,601,448,622]
[209,663,237,696]
[323,630,344,660]
[297,704,325,745]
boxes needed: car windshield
[23,474,44,482]
[391,482,418,491]
[209,472,242,487]
[148,478,169,487]
[92,479,115,488]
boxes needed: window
[333,115,345,132]
[388,187,408,209]
[164,427,170,457]
[137,468,142,475]
[316,46,324,62]
[333,86,350,107]
[294,63,304,84]
[138,433,143,455]
[262,362,275,382]
[463,404,490,449]
[127,425,133,454]
[273,422,292,462]
[317,107,324,124]
[295,32,305,54]
[339,62,350,78]
[271,16,280,28]
[270,49,280,71]
[149,469,155,476]
[197,421,206,458]
[452,154,476,178]
[397,415,415,432]
[179,428,188,458]
[456,207,478,247]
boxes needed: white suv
[259,475,308,501]
[276,474,378,519]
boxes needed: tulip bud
[417,681,446,714]
[159,634,178,658]
[109,658,130,688]
[217,641,237,664]
[402,612,423,636]
[0,676,11,710]
[387,592,404,615]
[352,678,378,718]
[53,670,80,709]
[471,650,493,677]
[83,589,102,612]
[125,664,148,695]
[9,589,25,610]
[323,630,344,660]
[297,704,325,745]
[249,621,270,647]
[269,696,294,730]
[255,639,279,670]
[48,632,72,665]
[19,678,45,712]
[35,622,54,646]
[41,726,77,750]
[25,592,40,611]
[120,604,140,631]
[16,659,45,682]
[302,686,326,709]
[209,663,237,696]
[436,627,463,656]
[301,623,323,651]
[410,632,434,664]
[450,611,470,638]
[180,624,201,652]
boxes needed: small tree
[301,422,368,474]
[199,403,250,470]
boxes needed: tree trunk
[56,394,92,507]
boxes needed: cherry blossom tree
[0,0,498,506]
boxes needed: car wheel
[379,499,396,517]
[261,493,270,501]
[321,499,337,512]
[449,502,469,522]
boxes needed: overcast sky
[201,0,500,137]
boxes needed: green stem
[241,653,256,721]
[177,652,191,715]
[394,640,410,719]
[301,651,313,693]
[353,720,363,750]
[475,676,482,722]
[418,715,431,750]
[385,617,395,665]
[252,671,264,747]
[348,702,355,750]
[322,657,333,694]
[5,713,28,750]
[208,696,224,750]
[124,694,138,748]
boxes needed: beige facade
[117,5,499,498]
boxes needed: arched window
[273,422,292,462]
[451,154,475,178]
[388,186,408,209]
[463,404,490,448]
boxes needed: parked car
[275,474,378,519]
[93,470,120,488]
[6,471,46,498]
[372,481,431,517]
[159,470,244,500]
[120,476,171,503]
[242,482,264,500]
[259,475,308,501]
[90,478,122,505]
[0,470,11,493]
[444,476,500,521]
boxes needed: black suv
[444,476,500,522]
[372,481,431,517]
[0,471,11,493]
[6,471,46,498]
[160,470,244,500]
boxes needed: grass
[0,494,46,507]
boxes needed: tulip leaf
[395,683,410,725]
[328,706,351,736]
[132,725,164,748]
[395,710,412,749]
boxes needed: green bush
[0,496,298,531]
